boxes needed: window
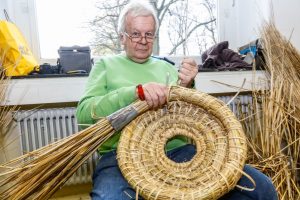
[34,0,217,59]
[35,0,98,59]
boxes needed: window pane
[36,0,98,59]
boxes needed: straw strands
[239,22,300,199]
[0,48,16,165]
[118,86,248,199]
[0,100,148,200]
[0,48,12,133]
[0,86,248,200]
[0,71,12,137]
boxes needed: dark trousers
[91,144,278,200]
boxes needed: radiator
[14,94,252,186]
[218,94,252,119]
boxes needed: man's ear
[120,33,126,45]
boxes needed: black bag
[39,63,59,74]
[58,46,93,74]
[29,63,59,75]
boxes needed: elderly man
[76,0,277,199]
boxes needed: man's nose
[139,36,148,44]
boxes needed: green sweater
[76,54,187,153]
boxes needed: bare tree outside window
[89,0,217,56]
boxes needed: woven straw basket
[117,86,248,200]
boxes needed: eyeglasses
[123,31,156,43]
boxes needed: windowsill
[195,70,266,95]
[11,73,89,79]
[4,76,88,106]
[3,70,266,106]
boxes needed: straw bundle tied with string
[0,86,249,200]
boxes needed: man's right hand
[141,82,168,109]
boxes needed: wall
[271,0,300,50]
[0,0,8,19]
[0,0,40,59]
[218,0,300,51]
[218,0,264,50]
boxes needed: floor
[50,183,92,200]
[50,194,90,200]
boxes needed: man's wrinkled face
[121,13,155,63]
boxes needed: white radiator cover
[15,94,252,186]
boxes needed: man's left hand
[178,58,198,88]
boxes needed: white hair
[117,0,159,34]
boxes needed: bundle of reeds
[0,99,149,200]
[239,22,300,199]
